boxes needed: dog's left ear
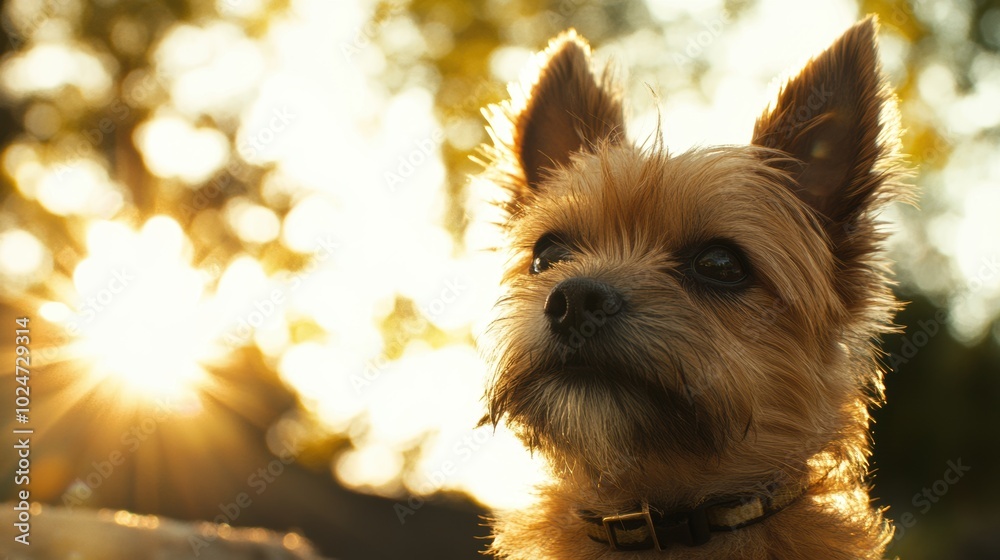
[753,16,899,304]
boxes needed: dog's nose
[544,278,624,338]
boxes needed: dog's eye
[692,246,748,285]
[531,234,572,274]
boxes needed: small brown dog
[480,16,906,560]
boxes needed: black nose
[544,277,624,338]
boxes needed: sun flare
[69,216,218,407]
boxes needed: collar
[578,480,808,552]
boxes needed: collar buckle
[586,478,809,553]
[601,502,661,551]
[600,500,714,551]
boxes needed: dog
[479,16,906,559]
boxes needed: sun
[84,312,208,404]
[66,216,221,406]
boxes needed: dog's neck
[571,474,810,552]
[491,462,887,559]
[553,447,815,503]
[559,459,812,516]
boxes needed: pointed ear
[487,30,625,199]
[753,17,896,235]
[753,17,904,311]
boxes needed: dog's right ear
[484,30,624,203]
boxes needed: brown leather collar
[578,480,808,552]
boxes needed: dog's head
[481,20,903,481]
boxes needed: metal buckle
[601,502,662,551]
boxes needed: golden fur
[480,17,906,560]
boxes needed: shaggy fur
[479,17,907,560]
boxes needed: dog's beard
[485,312,738,477]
